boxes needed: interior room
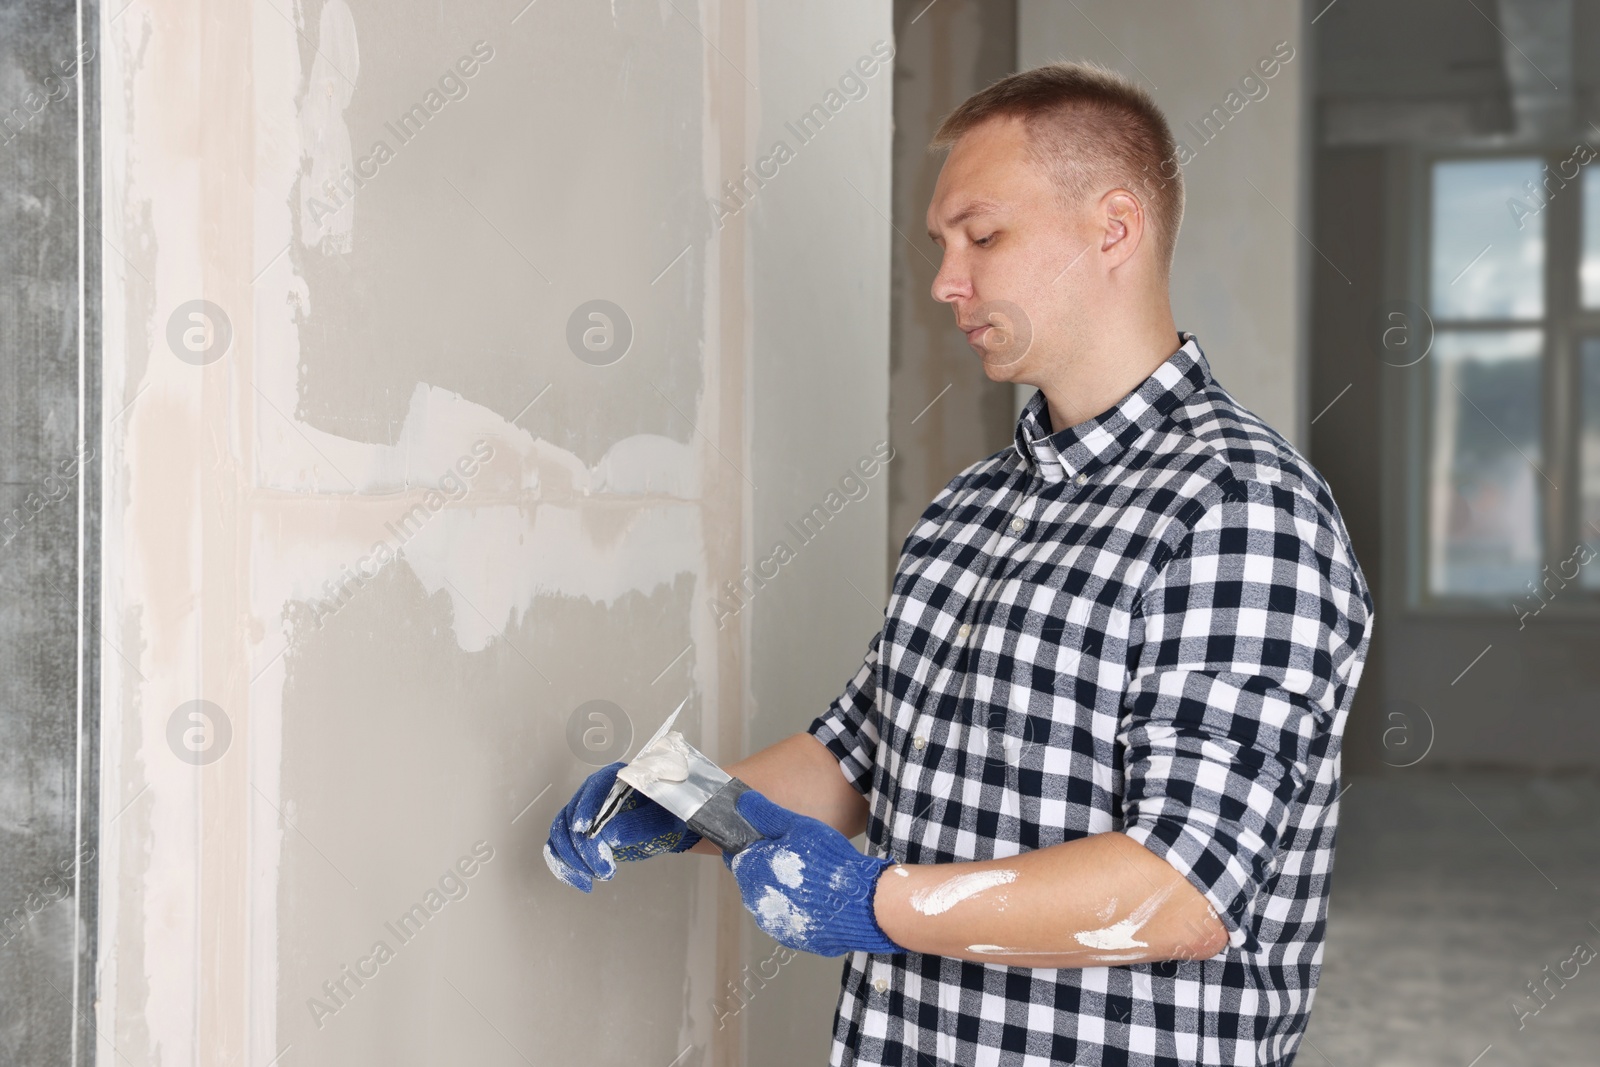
[2,0,1596,1064]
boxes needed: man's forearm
[871,831,1229,967]
[683,737,1229,968]
[686,733,868,855]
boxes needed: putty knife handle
[687,777,764,854]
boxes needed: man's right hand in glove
[543,761,702,892]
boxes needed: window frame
[1401,139,1600,615]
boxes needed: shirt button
[874,977,889,993]
[913,736,927,750]
[1009,517,1025,533]
[1075,472,1088,486]
[957,623,971,639]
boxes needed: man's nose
[931,252,971,305]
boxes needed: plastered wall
[1018,0,1308,445]
[98,2,890,1065]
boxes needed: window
[1430,158,1544,320]
[1426,329,1542,595]
[1582,166,1600,308]
[1420,150,1599,604]
[1580,337,1600,582]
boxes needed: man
[547,61,1371,1067]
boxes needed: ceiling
[1315,0,1600,145]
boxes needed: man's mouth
[957,300,1033,368]
[961,321,991,340]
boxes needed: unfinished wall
[1018,0,1308,445]
[98,2,890,1065]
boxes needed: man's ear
[1098,189,1144,267]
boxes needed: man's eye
[974,233,996,247]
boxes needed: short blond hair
[930,61,1185,272]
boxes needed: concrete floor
[1301,770,1600,1066]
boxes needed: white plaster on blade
[617,732,694,791]
[909,869,1017,917]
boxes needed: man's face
[925,115,1093,385]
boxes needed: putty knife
[588,697,764,854]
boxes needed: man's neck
[1036,308,1180,435]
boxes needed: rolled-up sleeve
[1118,477,1372,953]
[807,629,884,797]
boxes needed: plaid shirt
[808,334,1373,1067]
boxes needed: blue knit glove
[544,761,701,892]
[721,790,904,957]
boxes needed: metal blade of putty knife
[617,733,763,854]
[588,695,687,837]
[588,696,763,853]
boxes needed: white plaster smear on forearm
[967,944,1149,964]
[1073,882,1179,950]
[910,869,1017,916]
